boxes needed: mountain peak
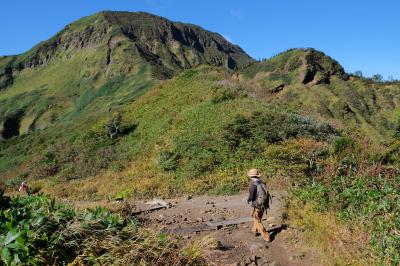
[242,48,347,86]
[0,11,253,90]
[296,48,347,84]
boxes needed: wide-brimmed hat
[247,168,261,177]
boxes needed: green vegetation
[0,11,252,142]
[1,11,400,264]
[241,49,400,141]
[289,136,400,264]
[0,190,203,265]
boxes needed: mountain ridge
[0,11,255,140]
[0,11,253,91]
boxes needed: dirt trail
[129,191,322,266]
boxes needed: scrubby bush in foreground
[0,191,203,265]
[292,139,400,264]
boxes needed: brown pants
[251,208,270,241]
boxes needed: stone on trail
[250,243,265,253]
[145,198,172,208]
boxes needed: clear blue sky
[1,0,399,79]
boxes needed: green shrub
[0,193,203,265]
[224,111,336,151]
[333,136,354,155]
[294,174,400,264]
[158,150,180,171]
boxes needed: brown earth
[96,191,323,266]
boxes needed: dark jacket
[248,178,262,207]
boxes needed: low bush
[0,192,204,265]
[224,111,336,151]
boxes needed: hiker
[18,181,28,194]
[247,168,271,242]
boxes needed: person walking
[247,168,271,242]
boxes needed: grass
[287,135,400,264]
[286,198,374,265]
[1,33,400,264]
[0,66,338,202]
[0,190,204,265]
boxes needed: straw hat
[247,168,261,177]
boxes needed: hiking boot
[262,234,271,242]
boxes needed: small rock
[183,217,188,221]
[186,195,193,200]
[197,217,204,223]
[245,257,252,264]
[250,255,257,262]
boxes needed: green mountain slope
[240,48,400,140]
[0,66,336,198]
[0,11,252,140]
[1,13,400,263]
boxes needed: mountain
[0,11,252,140]
[1,12,400,265]
[240,48,400,139]
[0,11,399,197]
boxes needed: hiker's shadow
[267,224,287,242]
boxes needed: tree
[106,113,122,139]
[372,73,383,82]
[354,70,363,78]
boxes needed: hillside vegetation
[0,11,400,265]
[0,190,203,265]
[0,11,252,141]
[241,48,400,140]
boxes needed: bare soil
[127,191,322,266]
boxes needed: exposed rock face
[242,48,348,90]
[299,49,347,85]
[0,11,254,139]
[103,12,252,72]
[0,11,253,89]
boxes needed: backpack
[255,182,271,210]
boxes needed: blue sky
[1,0,399,79]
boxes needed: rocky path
[129,191,322,266]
